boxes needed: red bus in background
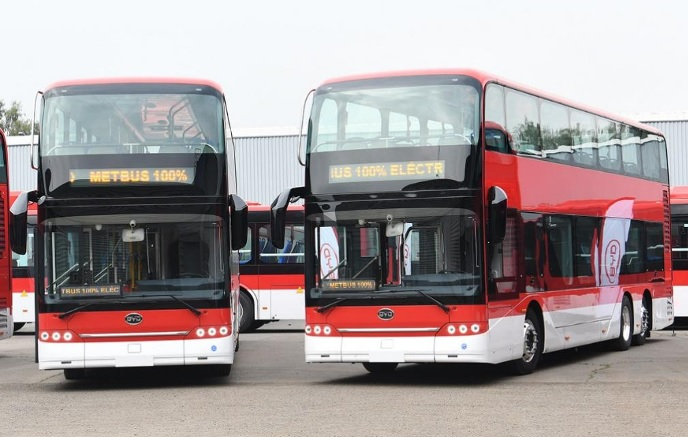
[0,129,11,340]
[670,186,688,322]
[271,69,674,375]
[10,192,36,333]
[238,203,304,332]
[10,78,248,379]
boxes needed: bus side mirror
[487,186,507,244]
[10,191,33,255]
[230,194,248,250]
[270,186,305,249]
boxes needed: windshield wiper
[161,294,202,316]
[380,288,450,313]
[413,289,450,313]
[316,298,348,313]
[58,303,95,319]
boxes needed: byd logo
[125,313,143,325]
[604,239,622,283]
[378,308,394,320]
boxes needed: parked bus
[271,69,674,375]
[9,78,248,379]
[670,186,688,323]
[238,203,304,332]
[10,192,36,332]
[0,129,11,341]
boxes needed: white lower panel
[38,337,234,370]
[305,333,493,364]
[672,286,687,318]
[12,292,35,323]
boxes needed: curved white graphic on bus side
[319,227,340,279]
[593,198,634,287]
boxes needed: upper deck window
[41,86,224,156]
[309,76,481,153]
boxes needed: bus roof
[317,68,663,136]
[671,186,688,204]
[43,77,224,93]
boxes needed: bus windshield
[310,198,482,302]
[42,213,226,304]
[309,77,480,153]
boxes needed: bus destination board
[329,160,445,184]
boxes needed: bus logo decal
[378,308,394,320]
[604,239,622,284]
[125,313,143,325]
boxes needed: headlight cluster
[442,322,487,336]
[189,325,231,339]
[305,324,336,336]
[39,330,76,342]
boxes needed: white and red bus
[10,78,248,379]
[238,203,304,332]
[10,192,36,333]
[0,129,12,340]
[670,186,688,323]
[271,69,674,374]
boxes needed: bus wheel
[362,362,398,374]
[239,292,257,333]
[632,295,650,346]
[505,308,542,375]
[612,296,633,351]
[64,368,85,380]
[13,323,26,333]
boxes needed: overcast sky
[2,0,686,132]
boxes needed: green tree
[0,99,37,135]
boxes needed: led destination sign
[321,279,377,291]
[329,160,445,183]
[69,167,194,184]
[59,284,122,299]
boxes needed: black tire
[612,295,633,351]
[239,292,258,333]
[632,295,650,346]
[362,362,398,374]
[505,308,542,375]
[13,322,26,333]
[63,368,85,380]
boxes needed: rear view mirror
[385,221,404,237]
[122,228,145,242]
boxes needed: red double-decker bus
[271,69,674,374]
[670,186,688,323]
[238,203,304,332]
[10,78,248,379]
[10,192,36,333]
[0,129,11,340]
